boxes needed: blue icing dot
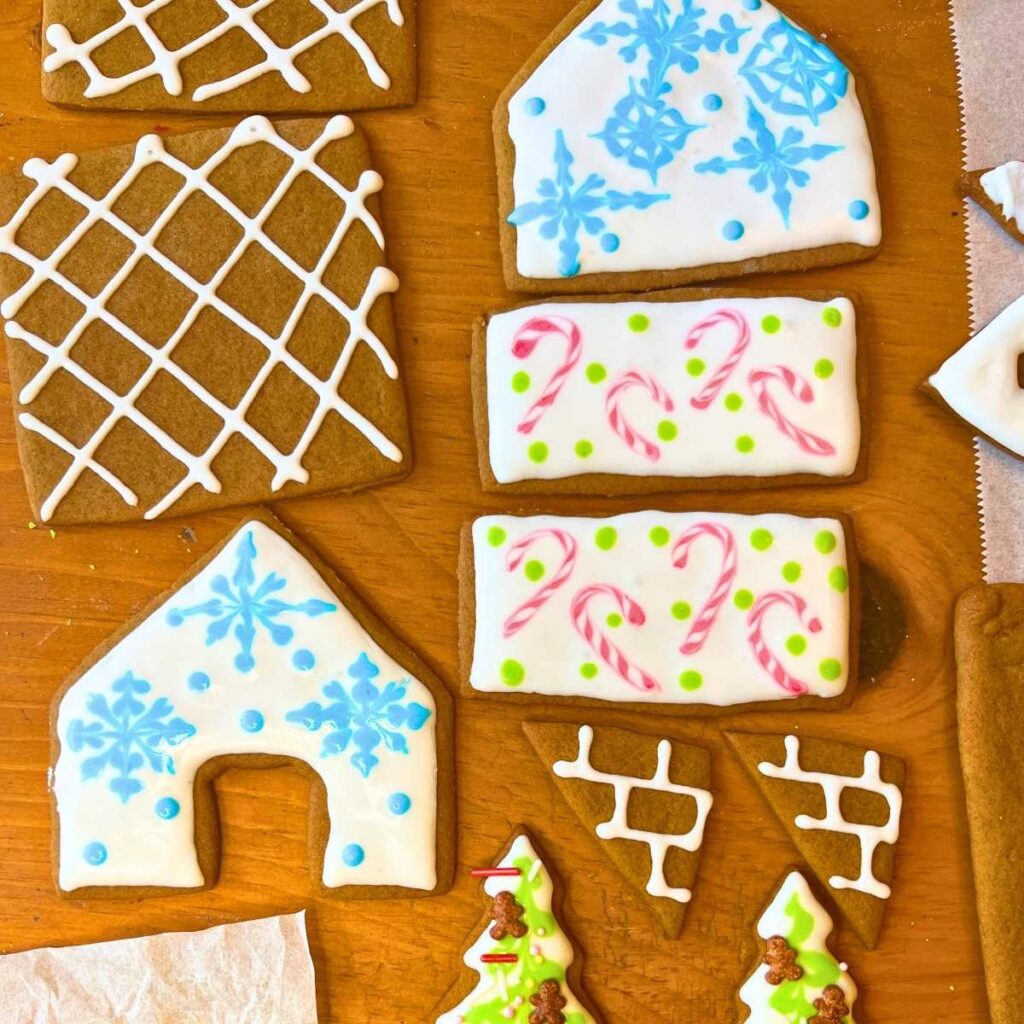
[600,233,620,253]
[155,797,180,820]
[723,220,746,241]
[342,843,365,867]
[742,0,762,8]
[388,793,412,816]
[188,671,210,693]
[703,93,723,112]
[525,97,546,117]
[235,653,256,673]
[84,842,107,866]
[240,709,264,733]
[292,649,315,671]
[849,199,870,221]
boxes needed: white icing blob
[980,160,1024,233]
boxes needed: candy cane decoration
[670,523,738,655]
[502,529,578,638]
[570,584,661,692]
[748,366,837,457]
[605,370,675,463]
[512,316,583,435]
[685,309,751,410]
[747,591,824,696]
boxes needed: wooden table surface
[0,1,988,1021]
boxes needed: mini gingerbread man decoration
[762,935,803,985]
[489,890,528,940]
[529,979,567,1024]
[810,984,850,1024]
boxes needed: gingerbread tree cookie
[962,161,1024,247]
[435,829,600,1024]
[523,721,713,938]
[727,731,904,948]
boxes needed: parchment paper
[0,912,318,1024]
[951,0,1024,582]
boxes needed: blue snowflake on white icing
[739,17,849,125]
[66,671,196,804]
[167,530,336,672]
[695,99,841,226]
[508,130,669,277]
[285,652,431,778]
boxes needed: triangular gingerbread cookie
[524,720,713,938]
[962,162,1024,247]
[726,731,904,948]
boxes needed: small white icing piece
[485,297,859,482]
[470,511,852,707]
[53,520,438,894]
[0,115,403,522]
[757,735,902,900]
[504,0,881,282]
[44,0,405,102]
[929,291,1024,457]
[552,725,713,903]
[980,160,1024,233]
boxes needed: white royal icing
[0,115,403,522]
[505,0,880,281]
[44,0,405,102]
[486,297,859,482]
[552,725,713,903]
[758,735,902,900]
[980,160,1024,233]
[470,511,851,707]
[53,520,438,893]
[739,871,858,1024]
[929,291,1024,458]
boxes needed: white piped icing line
[757,735,902,900]
[0,116,403,521]
[53,520,438,893]
[45,0,404,101]
[552,725,712,903]
[980,160,1024,233]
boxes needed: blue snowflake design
[694,99,841,226]
[581,0,748,181]
[508,130,669,277]
[740,17,849,126]
[285,652,431,778]
[66,671,196,804]
[167,530,336,672]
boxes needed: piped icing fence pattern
[503,0,880,281]
[483,296,860,485]
[469,512,852,706]
[53,520,439,894]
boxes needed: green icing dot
[686,357,706,377]
[649,526,671,547]
[736,435,755,453]
[628,313,650,333]
[734,589,754,610]
[595,526,618,550]
[586,362,607,383]
[829,566,849,593]
[815,359,835,380]
[679,670,703,692]
[787,634,807,656]
[819,658,842,682]
[487,526,507,547]
[657,419,678,441]
[762,314,782,334]
[815,530,837,554]
[606,612,623,628]
[750,529,774,551]
[500,659,525,687]
[575,439,594,459]
[511,371,530,394]
[822,306,843,328]
[724,392,743,412]
[782,561,802,583]
[580,662,598,680]
[524,559,545,582]
[672,601,692,621]
[528,441,548,464]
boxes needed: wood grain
[0,1,986,1022]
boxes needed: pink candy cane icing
[502,529,578,639]
[605,370,675,463]
[747,590,824,695]
[670,522,737,655]
[685,309,751,410]
[512,316,582,435]
[570,583,661,692]
[748,366,837,457]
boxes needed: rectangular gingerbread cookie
[460,511,857,712]
[475,291,864,494]
[42,0,417,113]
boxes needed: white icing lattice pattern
[0,115,403,521]
[45,0,404,102]
[758,735,902,900]
[553,724,713,903]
